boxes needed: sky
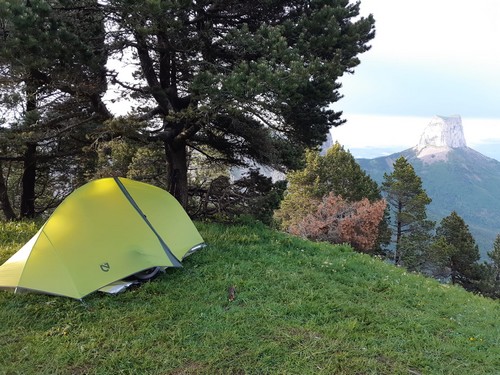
[333,0,500,160]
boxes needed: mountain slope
[358,146,500,257]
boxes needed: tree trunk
[20,143,37,218]
[395,201,403,265]
[450,260,457,285]
[165,140,188,208]
[0,161,16,220]
[20,74,38,219]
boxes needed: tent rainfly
[0,177,204,299]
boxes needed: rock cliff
[416,115,467,162]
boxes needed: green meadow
[0,221,499,374]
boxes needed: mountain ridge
[357,116,500,258]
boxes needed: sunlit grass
[0,221,499,374]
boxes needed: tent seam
[113,177,182,268]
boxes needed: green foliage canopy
[433,211,480,287]
[488,235,500,271]
[97,0,376,205]
[0,0,110,218]
[381,156,433,264]
[276,143,381,230]
[0,0,376,215]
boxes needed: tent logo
[100,262,110,272]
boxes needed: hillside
[1,221,499,374]
[358,147,500,258]
[356,116,500,257]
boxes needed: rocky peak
[417,115,467,151]
[416,115,467,162]
[320,130,334,155]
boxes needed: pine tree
[398,220,435,272]
[476,234,500,298]
[276,144,381,231]
[433,211,480,287]
[0,0,375,212]
[487,234,500,282]
[100,1,375,206]
[0,0,109,218]
[381,156,433,265]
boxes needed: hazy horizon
[331,115,500,161]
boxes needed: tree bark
[165,140,188,208]
[20,72,39,219]
[20,143,37,218]
[0,161,16,220]
[395,200,403,265]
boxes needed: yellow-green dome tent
[0,177,204,299]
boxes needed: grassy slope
[0,221,499,375]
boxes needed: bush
[189,169,286,225]
[290,193,386,253]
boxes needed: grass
[0,220,499,374]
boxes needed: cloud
[360,0,500,66]
[339,60,500,118]
[338,0,500,118]
[331,115,427,149]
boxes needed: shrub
[189,169,286,225]
[290,193,386,253]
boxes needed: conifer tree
[487,234,500,283]
[0,0,376,213]
[398,222,435,272]
[276,143,381,231]
[99,0,376,207]
[469,235,500,299]
[433,211,480,287]
[0,0,109,218]
[381,156,433,265]
[487,234,500,298]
